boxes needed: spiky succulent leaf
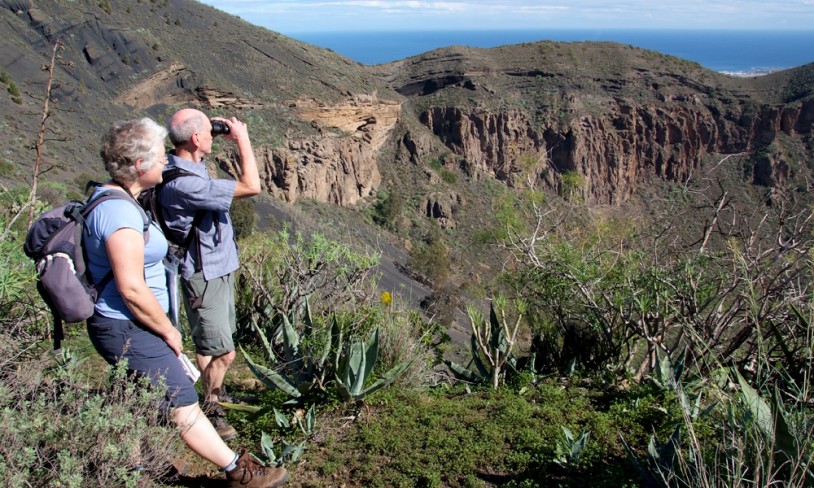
[281,313,300,360]
[736,369,774,439]
[219,401,262,414]
[362,329,380,385]
[488,301,502,351]
[250,316,275,361]
[446,360,483,383]
[273,408,290,429]
[359,358,414,397]
[261,432,276,464]
[345,339,367,395]
[562,426,574,443]
[317,316,338,368]
[771,385,798,462]
[280,441,306,464]
[242,346,302,399]
[302,295,315,335]
[672,348,687,385]
[470,333,490,378]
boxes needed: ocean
[289,29,814,76]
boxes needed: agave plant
[260,432,306,468]
[622,367,813,488]
[446,297,526,389]
[334,328,414,402]
[554,426,591,467]
[271,405,316,435]
[241,296,339,404]
[241,295,413,406]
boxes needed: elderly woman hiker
[83,117,288,488]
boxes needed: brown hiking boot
[225,450,289,487]
[203,401,237,441]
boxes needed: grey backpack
[23,191,148,351]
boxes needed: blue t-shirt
[84,188,169,320]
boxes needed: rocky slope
[373,45,814,205]
[1,0,813,261]
[0,0,400,207]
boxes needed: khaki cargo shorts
[181,271,236,357]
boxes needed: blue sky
[198,0,814,33]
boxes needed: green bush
[371,187,404,231]
[408,223,450,284]
[0,158,14,177]
[440,169,457,184]
[0,347,179,486]
[7,81,22,105]
[0,197,180,487]
[236,228,380,333]
[0,191,46,341]
[306,384,640,487]
[231,198,256,240]
[234,229,435,408]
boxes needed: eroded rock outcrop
[256,95,402,205]
[115,62,198,109]
[419,99,814,204]
[424,191,463,229]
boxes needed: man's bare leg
[197,351,235,403]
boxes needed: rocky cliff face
[417,99,814,204]
[257,95,401,206]
[2,0,813,212]
[375,44,814,208]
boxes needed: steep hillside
[0,0,401,207]
[371,43,814,205]
[2,0,813,318]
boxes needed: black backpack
[24,190,149,351]
[137,166,206,262]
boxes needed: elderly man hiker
[159,108,261,441]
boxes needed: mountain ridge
[1,0,812,311]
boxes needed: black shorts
[87,314,199,409]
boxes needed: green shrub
[97,0,112,14]
[408,223,450,284]
[305,384,640,487]
[371,188,405,231]
[236,229,380,331]
[231,198,256,240]
[560,170,584,202]
[0,158,15,177]
[0,347,179,486]
[7,81,22,105]
[440,169,457,184]
[0,191,44,341]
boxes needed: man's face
[196,117,214,156]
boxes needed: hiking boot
[168,457,190,476]
[217,385,235,403]
[203,401,237,441]
[218,385,259,405]
[225,450,289,488]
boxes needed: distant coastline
[288,29,814,76]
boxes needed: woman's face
[140,143,168,188]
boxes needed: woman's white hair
[100,117,167,183]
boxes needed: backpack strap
[153,168,210,271]
[79,189,150,294]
